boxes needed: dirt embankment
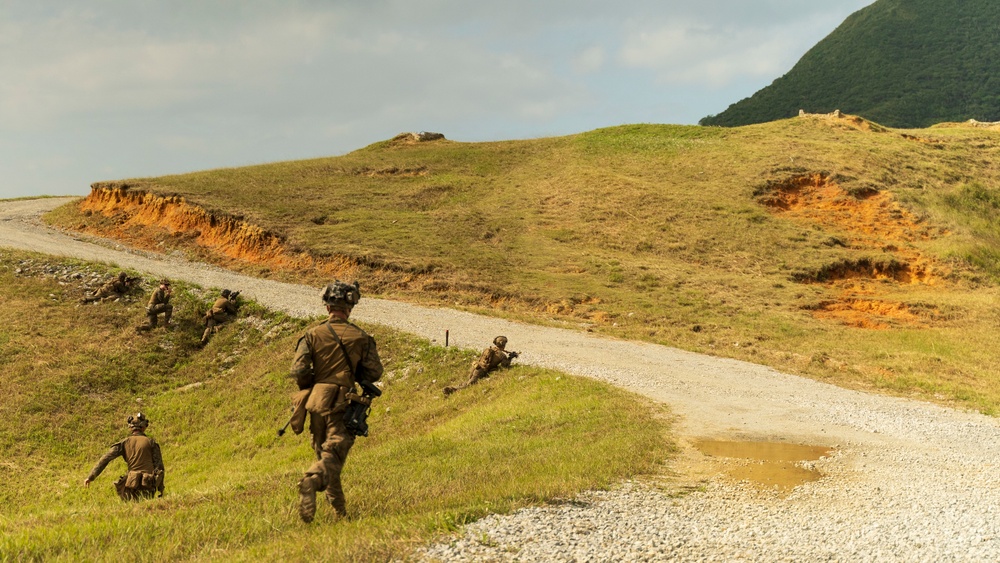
[77,182,361,278]
[72,183,554,316]
[758,173,951,329]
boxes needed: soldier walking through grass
[443,336,518,395]
[201,289,239,345]
[291,280,383,523]
[136,279,172,332]
[84,412,165,501]
[80,271,134,303]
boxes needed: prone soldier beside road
[80,271,137,304]
[443,336,518,395]
[83,412,165,501]
[290,280,384,523]
[201,289,240,345]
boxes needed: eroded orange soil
[760,173,949,329]
[77,183,362,279]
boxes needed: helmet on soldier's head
[118,272,127,281]
[493,336,508,348]
[221,289,231,298]
[321,280,361,309]
[127,412,150,429]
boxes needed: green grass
[49,117,1000,415]
[0,251,671,561]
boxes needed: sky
[0,0,877,199]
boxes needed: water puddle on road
[694,439,832,492]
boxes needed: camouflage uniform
[292,281,383,523]
[443,337,515,395]
[81,273,130,303]
[85,414,165,501]
[137,281,172,331]
[201,290,238,344]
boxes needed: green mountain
[701,0,1000,128]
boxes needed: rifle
[344,381,383,437]
[507,350,519,360]
[229,290,241,301]
[277,415,293,437]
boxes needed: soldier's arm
[152,440,164,472]
[498,349,513,369]
[357,335,385,383]
[290,335,315,390]
[85,441,124,484]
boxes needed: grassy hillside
[0,251,670,561]
[49,116,1000,414]
[701,0,1000,127]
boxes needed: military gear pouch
[305,383,345,415]
[290,388,311,434]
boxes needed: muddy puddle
[694,439,832,493]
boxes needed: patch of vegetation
[701,0,1000,128]
[0,251,671,560]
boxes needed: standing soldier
[201,289,239,345]
[443,336,518,395]
[291,280,383,523]
[81,271,134,303]
[83,412,165,501]
[136,279,173,332]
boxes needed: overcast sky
[0,0,876,199]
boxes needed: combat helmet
[127,412,150,430]
[221,289,231,298]
[117,272,127,281]
[493,336,508,349]
[321,280,361,309]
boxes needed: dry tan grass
[48,115,1000,413]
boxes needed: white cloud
[573,46,606,74]
[620,21,810,87]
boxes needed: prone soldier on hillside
[83,412,165,501]
[290,280,384,523]
[201,289,240,345]
[80,271,137,304]
[136,279,173,332]
[443,336,518,395]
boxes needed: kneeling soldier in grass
[136,279,173,332]
[443,335,518,395]
[84,412,165,501]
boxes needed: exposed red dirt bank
[77,183,360,278]
[760,173,949,329]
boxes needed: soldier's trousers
[447,366,489,394]
[201,313,228,343]
[140,303,173,330]
[304,411,355,516]
[82,289,118,303]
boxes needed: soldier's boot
[443,386,457,395]
[163,309,173,328]
[326,486,348,520]
[136,317,155,333]
[298,475,320,523]
[200,327,211,345]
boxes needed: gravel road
[4,197,1000,561]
